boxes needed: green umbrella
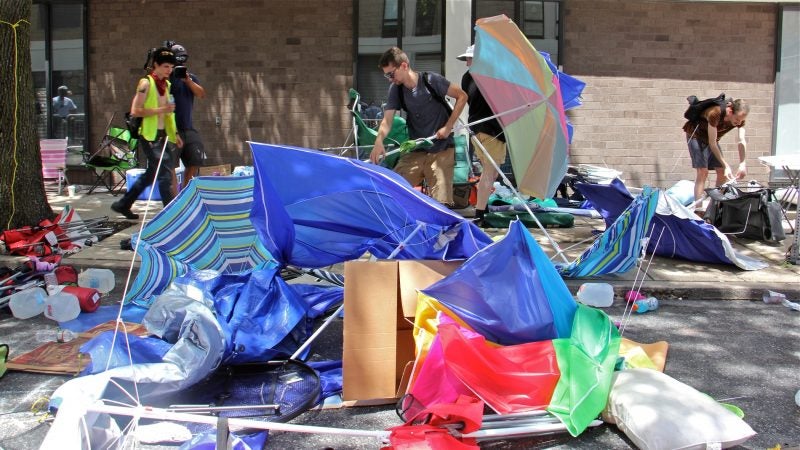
[548,304,621,436]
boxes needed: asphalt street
[1,285,799,449]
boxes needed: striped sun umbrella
[126,176,276,306]
[471,14,570,200]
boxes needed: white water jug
[43,291,81,322]
[78,268,115,294]
[8,287,47,319]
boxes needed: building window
[473,0,561,64]
[31,0,87,153]
[382,0,398,38]
[355,0,444,107]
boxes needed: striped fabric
[558,187,659,278]
[40,139,69,193]
[125,176,276,306]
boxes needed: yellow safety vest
[139,75,177,142]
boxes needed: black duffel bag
[704,185,785,241]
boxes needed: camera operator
[169,43,206,188]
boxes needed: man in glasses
[369,47,467,207]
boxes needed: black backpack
[684,93,728,123]
[397,72,452,114]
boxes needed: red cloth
[150,72,167,96]
[384,396,482,450]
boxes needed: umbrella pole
[468,132,570,264]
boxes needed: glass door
[30,1,87,154]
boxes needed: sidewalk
[2,185,799,299]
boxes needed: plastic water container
[78,268,115,294]
[632,297,659,314]
[43,291,81,322]
[576,282,615,307]
[126,167,183,201]
[8,287,47,319]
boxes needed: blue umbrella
[249,142,492,267]
[422,220,577,345]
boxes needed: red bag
[61,286,101,312]
[55,265,78,284]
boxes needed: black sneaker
[111,201,139,220]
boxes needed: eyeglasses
[383,67,399,80]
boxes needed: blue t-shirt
[170,73,199,131]
[385,72,453,152]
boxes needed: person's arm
[130,78,174,118]
[734,126,747,179]
[68,98,77,113]
[369,109,395,164]
[706,123,732,180]
[186,74,206,99]
[435,82,467,139]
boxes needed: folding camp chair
[82,120,138,195]
[40,139,70,195]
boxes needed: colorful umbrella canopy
[126,176,276,305]
[471,14,570,200]
[248,142,492,267]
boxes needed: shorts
[393,147,455,205]
[176,129,206,167]
[474,132,507,168]
[688,138,722,170]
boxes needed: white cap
[457,45,474,61]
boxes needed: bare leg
[476,162,497,211]
[694,167,709,206]
[182,165,200,189]
[713,167,727,187]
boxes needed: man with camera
[169,42,206,188]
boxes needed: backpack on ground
[684,93,728,123]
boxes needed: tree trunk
[0,0,53,232]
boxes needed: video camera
[141,40,188,78]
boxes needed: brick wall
[562,0,777,189]
[88,0,354,167]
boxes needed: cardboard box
[342,259,461,404]
[198,164,231,176]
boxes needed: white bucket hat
[456,45,474,61]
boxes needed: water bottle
[632,297,659,314]
[7,287,47,319]
[43,291,81,322]
[78,268,115,294]
[576,282,615,307]
[35,328,78,343]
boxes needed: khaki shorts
[393,147,455,205]
[474,132,507,167]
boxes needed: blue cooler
[126,168,183,201]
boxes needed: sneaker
[111,201,139,220]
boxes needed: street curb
[563,279,800,301]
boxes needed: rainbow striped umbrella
[471,15,570,200]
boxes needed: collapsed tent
[248,142,492,266]
[576,179,767,270]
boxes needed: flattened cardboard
[198,164,231,176]
[342,259,461,403]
